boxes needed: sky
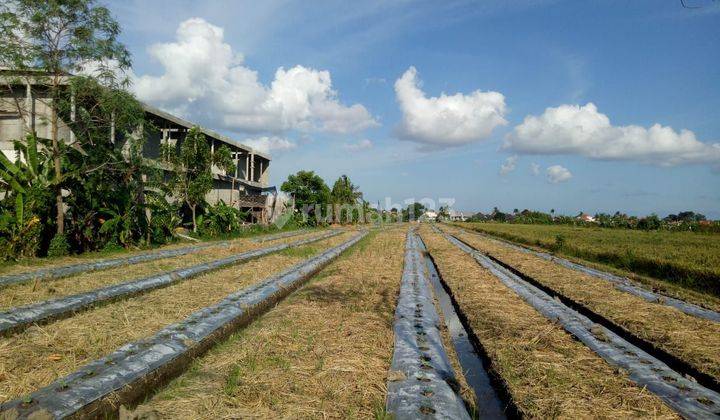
[105,0,720,218]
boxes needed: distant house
[577,213,596,223]
[420,211,438,222]
[448,209,466,221]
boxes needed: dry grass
[419,225,677,418]
[0,231,355,403]
[450,227,720,382]
[0,228,318,277]
[132,227,407,419]
[456,222,720,301]
[0,239,224,276]
[0,231,324,310]
[453,224,720,313]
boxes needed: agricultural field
[1,223,719,419]
[454,221,720,298]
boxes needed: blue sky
[106,0,720,218]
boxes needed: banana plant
[0,134,58,196]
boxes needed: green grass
[453,222,720,297]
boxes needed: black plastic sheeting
[449,225,720,323]
[386,229,471,419]
[0,230,342,337]
[251,228,313,243]
[0,241,235,289]
[0,231,367,419]
[416,237,507,419]
[437,227,720,419]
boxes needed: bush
[0,193,45,260]
[201,202,247,236]
[47,233,70,257]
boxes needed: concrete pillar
[245,153,250,181]
[110,111,116,144]
[70,86,76,143]
[250,153,255,182]
[25,83,33,132]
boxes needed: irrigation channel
[0,228,315,289]
[386,229,508,419]
[449,224,720,323]
[0,230,343,337]
[432,225,720,419]
[0,231,367,419]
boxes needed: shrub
[201,202,247,236]
[48,234,70,258]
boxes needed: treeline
[467,208,719,233]
[279,171,378,225]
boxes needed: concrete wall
[0,85,73,157]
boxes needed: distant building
[420,211,437,222]
[577,213,596,223]
[0,69,278,222]
[448,209,466,221]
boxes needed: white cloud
[530,162,540,176]
[546,165,572,183]
[242,136,296,155]
[499,155,517,176]
[132,18,377,134]
[344,139,373,151]
[505,103,720,166]
[394,66,507,148]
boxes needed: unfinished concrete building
[0,69,276,222]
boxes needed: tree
[402,202,426,221]
[330,174,362,223]
[438,205,450,220]
[165,127,213,233]
[57,76,150,251]
[281,171,330,224]
[0,0,131,236]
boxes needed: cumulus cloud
[133,18,377,134]
[546,165,572,183]
[505,103,720,166]
[344,139,373,151]
[394,66,507,148]
[242,136,296,155]
[530,162,540,176]
[499,155,518,176]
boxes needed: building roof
[0,68,271,161]
[141,103,271,161]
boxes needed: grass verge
[420,225,676,418]
[130,227,406,418]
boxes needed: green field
[452,222,720,297]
